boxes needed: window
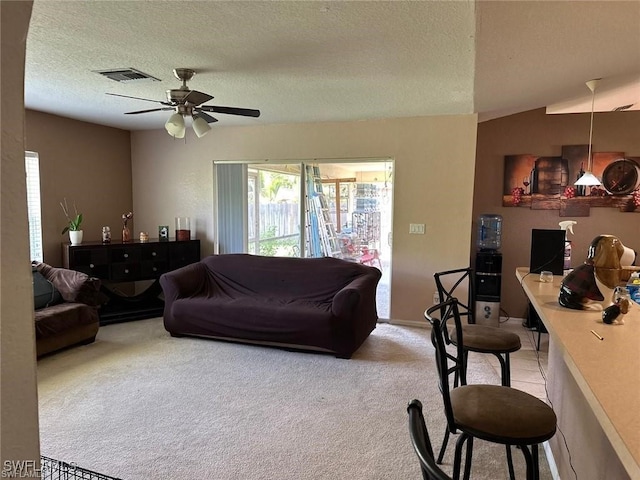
[25,151,43,262]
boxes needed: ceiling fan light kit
[165,112,185,138]
[107,68,260,139]
[192,116,212,138]
[575,78,602,187]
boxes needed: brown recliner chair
[33,262,106,357]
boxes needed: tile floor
[484,318,549,401]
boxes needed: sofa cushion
[34,262,107,306]
[34,302,99,339]
[33,266,63,310]
[171,296,334,347]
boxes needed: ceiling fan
[107,68,260,138]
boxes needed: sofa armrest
[159,262,208,303]
[331,272,379,319]
[34,262,106,307]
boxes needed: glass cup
[175,217,191,241]
[539,271,553,283]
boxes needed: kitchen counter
[516,267,639,480]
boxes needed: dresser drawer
[111,263,141,281]
[141,260,168,278]
[168,242,200,270]
[141,244,168,261]
[110,246,141,263]
[66,247,109,278]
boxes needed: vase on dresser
[68,230,83,246]
[122,225,131,243]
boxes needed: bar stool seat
[451,384,556,444]
[453,324,521,354]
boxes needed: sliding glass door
[214,159,393,319]
[247,164,303,257]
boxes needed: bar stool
[434,267,521,387]
[433,268,522,465]
[425,299,557,480]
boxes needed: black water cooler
[475,252,502,326]
[474,214,503,327]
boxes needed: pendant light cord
[587,87,596,172]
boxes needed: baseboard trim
[384,318,530,329]
[543,440,560,480]
[386,319,426,328]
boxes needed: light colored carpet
[37,319,551,479]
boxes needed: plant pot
[69,230,83,246]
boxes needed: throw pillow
[34,262,108,307]
[32,266,63,309]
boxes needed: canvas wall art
[502,145,640,216]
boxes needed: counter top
[516,268,640,478]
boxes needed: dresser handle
[124,269,129,274]
[90,263,94,268]
[124,253,129,259]
[152,252,157,257]
[152,267,157,272]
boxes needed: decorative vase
[175,217,191,241]
[122,225,131,243]
[69,230,83,246]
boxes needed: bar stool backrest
[434,267,475,324]
[425,298,466,432]
[407,399,454,480]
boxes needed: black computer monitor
[530,229,565,275]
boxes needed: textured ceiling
[25,1,640,131]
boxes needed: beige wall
[1,0,41,471]
[474,108,640,318]
[25,110,132,267]
[131,115,478,323]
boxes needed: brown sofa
[160,254,382,358]
[33,262,106,357]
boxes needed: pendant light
[575,79,602,187]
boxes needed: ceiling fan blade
[194,110,218,123]
[183,90,214,106]
[125,108,174,115]
[198,105,261,117]
[106,92,173,106]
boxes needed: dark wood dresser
[63,239,200,324]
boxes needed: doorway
[215,159,393,319]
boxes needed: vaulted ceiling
[25,1,640,131]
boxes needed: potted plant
[60,198,83,245]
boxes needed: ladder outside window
[305,164,342,258]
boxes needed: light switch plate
[409,223,425,234]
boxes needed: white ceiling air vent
[93,68,160,83]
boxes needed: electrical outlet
[433,292,440,305]
[409,223,425,234]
